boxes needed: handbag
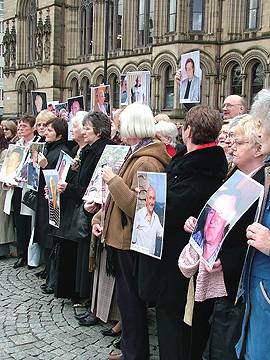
[28,231,41,267]
[64,203,90,240]
[22,189,38,211]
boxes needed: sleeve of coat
[107,158,164,219]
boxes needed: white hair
[250,89,270,122]
[120,103,156,139]
[73,111,88,130]
[229,114,247,129]
[155,120,178,147]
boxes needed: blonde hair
[36,110,55,124]
[233,114,262,146]
[120,103,156,139]
[154,113,171,123]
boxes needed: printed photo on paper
[27,142,45,191]
[56,150,73,183]
[0,144,25,185]
[189,170,264,269]
[90,85,111,116]
[131,172,167,260]
[67,96,84,141]
[179,50,201,104]
[32,91,48,117]
[126,71,151,106]
[43,169,60,228]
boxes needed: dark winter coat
[34,140,71,249]
[138,145,228,311]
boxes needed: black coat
[138,145,228,310]
[219,165,265,299]
[34,140,71,249]
[52,137,115,239]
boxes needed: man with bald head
[223,95,246,121]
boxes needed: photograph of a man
[91,85,110,116]
[178,50,201,104]
[127,71,151,106]
[32,91,48,117]
[120,75,128,106]
[27,143,45,191]
[67,96,84,140]
[0,145,25,184]
[131,172,167,259]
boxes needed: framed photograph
[179,50,202,104]
[31,91,48,117]
[126,71,151,106]
[190,170,264,269]
[27,142,45,191]
[67,96,84,141]
[0,144,26,185]
[83,145,130,204]
[120,74,128,106]
[43,169,60,228]
[90,85,111,116]
[130,172,167,260]
[55,150,73,183]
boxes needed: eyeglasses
[231,138,250,147]
[223,103,242,109]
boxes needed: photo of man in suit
[179,57,200,103]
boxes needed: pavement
[0,258,159,360]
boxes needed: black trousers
[12,188,32,260]
[156,305,191,360]
[115,249,149,360]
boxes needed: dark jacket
[52,137,115,240]
[220,166,265,299]
[138,145,228,309]
[34,140,71,249]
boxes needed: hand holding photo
[0,144,25,185]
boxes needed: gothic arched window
[163,65,174,109]
[70,78,79,97]
[108,73,119,109]
[81,76,91,110]
[230,64,242,96]
[80,0,93,56]
[20,81,27,114]
[250,61,263,101]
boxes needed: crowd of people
[0,87,270,360]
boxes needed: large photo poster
[126,71,151,106]
[131,172,167,260]
[43,169,60,228]
[55,150,73,183]
[91,85,111,116]
[31,91,48,117]
[179,50,201,104]
[189,170,264,269]
[0,144,25,185]
[83,145,130,204]
[67,96,84,141]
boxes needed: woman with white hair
[155,120,178,157]
[92,102,170,360]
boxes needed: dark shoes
[74,310,91,321]
[78,312,98,326]
[40,283,47,290]
[13,257,26,269]
[101,328,122,337]
[41,286,54,294]
[35,269,47,279]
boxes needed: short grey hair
[155,120,178,147]
[73,111,88,130]
[120,103,156,139]
[250,89,270,122]
[229,114,246,130]
[233,114,262,146]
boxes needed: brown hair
[46,117,68,141]
[183,105,222,144]
[19,115,36,128]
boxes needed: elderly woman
[55,111,114,306]
[2,119,18,144]
[179,114,266,360]
[35,110,55,139]
[34,117,71,291]
[235,89,270,360]
[92,103,170,360]
[155,120,178,157]
[138,106,228,360]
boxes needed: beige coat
[92,140,170,250]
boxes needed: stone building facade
[3,0,270,118]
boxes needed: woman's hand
[205,259,222,273]
[84,201,98,214]
[247,222,270,256]
[175,70,182,85]
[58,182,67,193]
[92,224,103,237]
[101,166,115,184]
[184,216,197,234]
[38,153,48,169]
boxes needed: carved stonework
[43,8,51,62]
[36,11,43,62]
[10,19,16,68]
[3,22,11,69]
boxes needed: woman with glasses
[1,119,18,144]
[179,114,265,359]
